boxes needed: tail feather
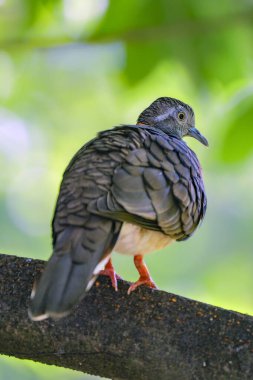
[29,218,121,320]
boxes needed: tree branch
[1,10,253,50]
[0,253,253,380]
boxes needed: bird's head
[137,97,208,146]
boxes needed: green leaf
[220,96,253,163]
[23,0,61,28]
[90,0,253,85]
[124,41,168,84]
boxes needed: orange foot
[127,277,157,295]
[127,255,158,295]
[99,259,121,291]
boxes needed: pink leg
[99,258,121,291]
[128,255,157,295]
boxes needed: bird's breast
[114,222,174,256]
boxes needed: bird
[29,97,208,321]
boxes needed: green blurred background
[1,0,253,379]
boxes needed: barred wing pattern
[89,126,206,241]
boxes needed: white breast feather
[114,222,174,256]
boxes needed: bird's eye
[178,112,186,121]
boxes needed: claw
[128,255,158,295]
[99,259,121,291]
[127,277,157,295]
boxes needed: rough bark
[0,253,253,380]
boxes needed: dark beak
[187,127,209,147]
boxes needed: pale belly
[114,222,174,256]
[89,222,174,290]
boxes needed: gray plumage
[29,97,207,320]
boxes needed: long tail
[29,216,120,320]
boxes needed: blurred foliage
[220,94,253,163]
[91,0,253,87]
[0,0,253,379]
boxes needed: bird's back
[54,125,206,240]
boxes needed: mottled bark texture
[1,253,253,380]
